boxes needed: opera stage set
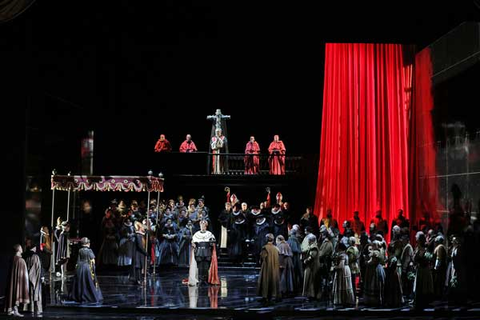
[3,1,480,319]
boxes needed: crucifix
[207,109,231,132]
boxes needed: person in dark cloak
[131,221,148,285]
[4,244,29,317]
[253,214,271,266]
[272,204,288,239]
[39,226,52,278]
[118,218,135,267]
[247,204,262,240]
[229,208,247,263]
[69,237,103,303]
[257,233,280,303]
[218,202,232,253]
[23,242,43,315]
[287,224,303,293]
[178,219,194,267]
[276,235,295,297]
[158,218,179,267]
[55,220,70,279]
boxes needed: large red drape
[409,47,438,228]
[314,43,413,241]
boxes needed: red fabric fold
[208,246,220,285]
[315,43,414,242]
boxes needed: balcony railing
[152,152,312,176]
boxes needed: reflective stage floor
[3,268,480,319]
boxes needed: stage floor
[38,267,480,319]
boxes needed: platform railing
[153,151,310,176]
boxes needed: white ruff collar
[271,208,281,214]
[256,217,266,225]
[251,209,261,216]
[235,218,246,224]
[193,230,215,242]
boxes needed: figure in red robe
[268,135,286,175]
[154,134,172,153]
[244,136,260,174]
[179,134,198,153]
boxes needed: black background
[1,0,479,293]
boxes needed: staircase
[217,247,259,270]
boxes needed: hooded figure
[23,243,43,315]
[4,244,30,317]
[257,233,280,302]
[276,235,295,297]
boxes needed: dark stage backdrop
[314,43,413,241]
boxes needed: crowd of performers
[4,188,479,313]
[256,205,479,308]
[71,191,297,274]
[66,189,479,309]
[154,133,287,175]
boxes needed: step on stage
[44,267,480,319]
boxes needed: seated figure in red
[179,134,197,153]
[154,134,172,153]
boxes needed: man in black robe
[271,204,288,239]
[55,221,70,278]
[229,211,247,263]
[217,202,232,254]
[131,221,148,285]
[253,215,271,266]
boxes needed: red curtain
[409,47,438,229]
[314,43,413,241]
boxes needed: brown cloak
[257,242,280,299]
[4,255,30,312]
[25,252,42,307]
